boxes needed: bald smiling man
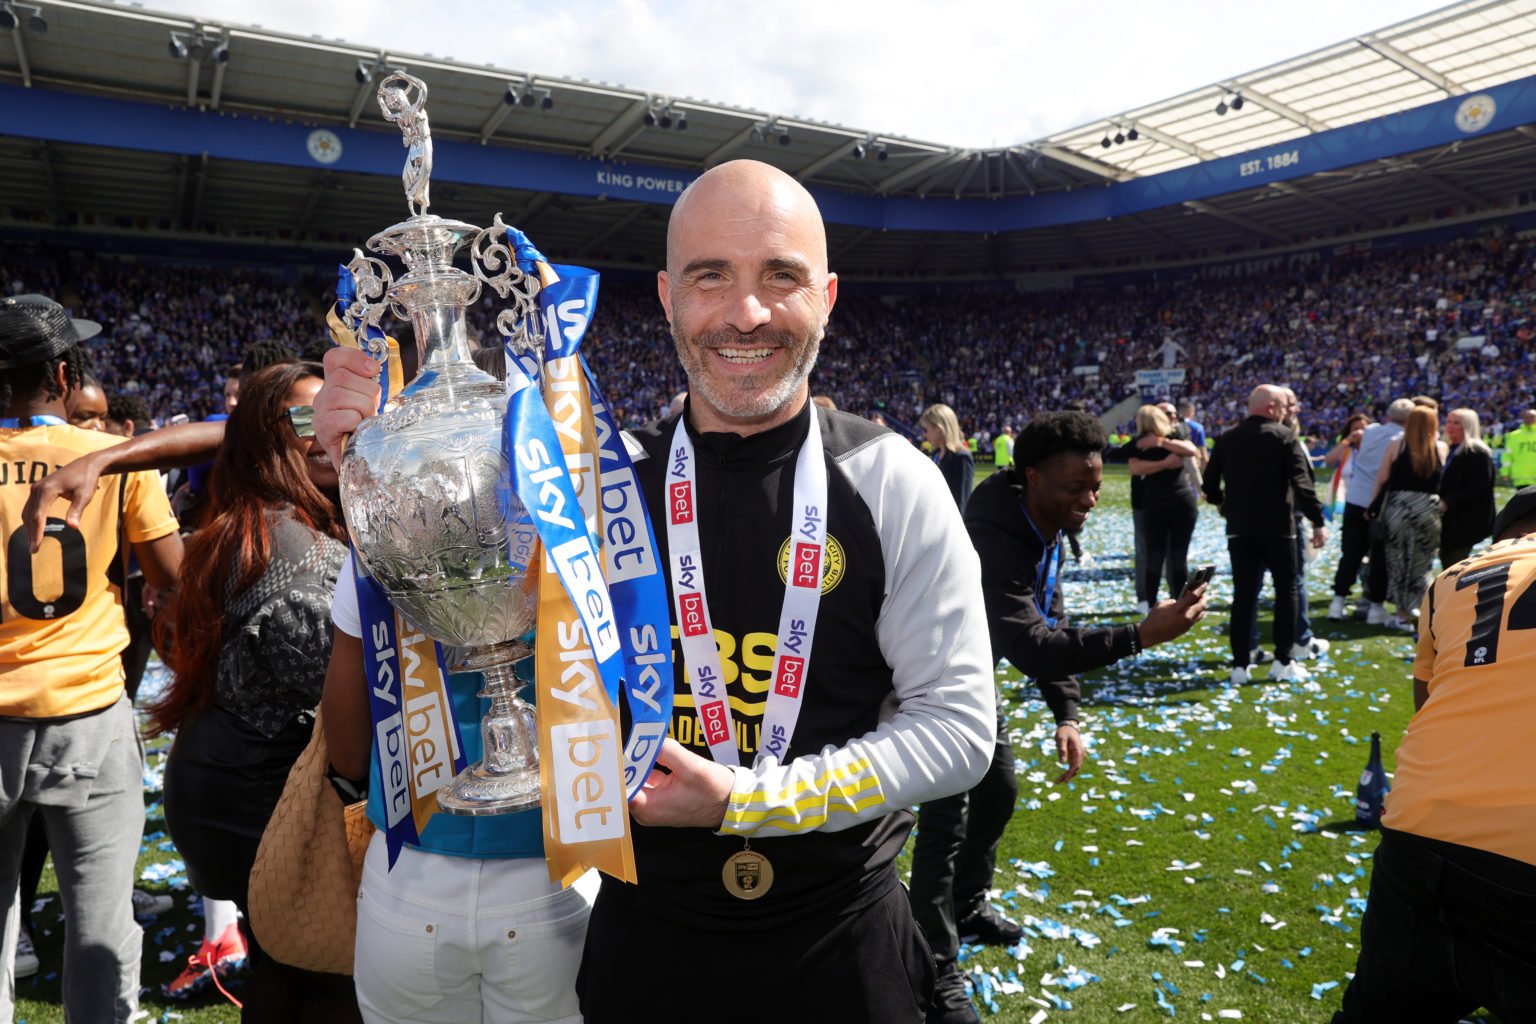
[314,160,997,1024]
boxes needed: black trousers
[1140,501,1197,604]
[1333,503,1387,603]
[1228,534,1297,667]
[579,873,933,1024]
[909,705,1016,965]
[1334,830,1536,1023]
[1439,543,1473,573]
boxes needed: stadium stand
[6,223,1530,439]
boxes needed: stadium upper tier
[0,1,1534,276]
[6,221,1530,441]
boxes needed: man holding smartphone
[912,410,1207,1024]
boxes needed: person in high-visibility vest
[1505,410,1536,487]
[993,424,1014,468]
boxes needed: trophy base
[437,760,542,816]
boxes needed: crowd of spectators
[4,225,1532,439]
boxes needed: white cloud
[148,0,1439,147]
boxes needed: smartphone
[1183,565,1216,595]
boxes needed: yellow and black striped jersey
[1383,536,1536,867]
[1,423,178,718]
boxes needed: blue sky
[146,0,1441,148]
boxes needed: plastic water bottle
[1355,731,1390,827]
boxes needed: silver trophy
[339,72,546,815]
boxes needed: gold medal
[723,843,773,900]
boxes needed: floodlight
[1231,94,1244,111]
[356,60,374,85]
[875,144,888,161]
[1215,100,1228,116]
[168,31,188,59]
[852,142,867,160]
[1127,127,1139,141]
[0,8,13,29]
[674,114,686,130]
[644,110,658,127]
[26,10,43,31]
[1101,135,1112,148]
[1114,131,1125,145]
[778,130,791,146]
[539,93,553,111]
[209,40,229,63]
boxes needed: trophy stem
[436,643,542,816]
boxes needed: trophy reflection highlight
[339,71,545,815]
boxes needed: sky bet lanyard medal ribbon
[1020,502,1063,632]
[331,268,465,869]
[499,234,655,887]
[664,409,829,772]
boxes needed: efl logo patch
[679,592,709,637]
[669,481,694,524]
[791,542,821,589]
[774,655,805,698]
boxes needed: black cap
[0,294,102,370]
[1492,486,1536,542]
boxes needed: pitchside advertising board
[3,73,1532,233]
[1136,369,1186,394]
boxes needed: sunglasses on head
[286,405,316,438]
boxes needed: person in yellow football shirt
[1333,487,1536,1023]
[0,294,182,1024]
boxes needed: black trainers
[956,903,1024,946]
[928,960,980,1024]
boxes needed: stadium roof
[1044,0,1536,181]
[1,0,1535,278]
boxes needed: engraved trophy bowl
[338,71,546,816]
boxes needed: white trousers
[354,832,596,1024]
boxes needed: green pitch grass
[12,465,1509,1023]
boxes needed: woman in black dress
[1437,407,1496,569]
[1123,404,1201,605]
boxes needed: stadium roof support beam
[517,190,555,230]
[587,98,650,158]
[795,138,864,182]
[875,150,966,195]
[347,54,389,128]
[36,141,60,222]
[935,152,982,199]
[296,171,332,237]
[1127,122,1215,162]
[1122,214,1193,259]
[7,20,32,88]
[184,57,200,107]
[478,102,514,145]
[209,60,227,111]
[1357,36,1464,96]
[1217,81,1329,132]
[1265,180,1368,224]
[1031,145,1133,184]
[703,121,764,168]
[830,227,874,264]
[574,204,645,258]
[1183,200,1288,244]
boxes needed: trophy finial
[378,71,433,217]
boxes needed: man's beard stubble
[672,323,822,422]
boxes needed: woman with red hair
[151,360,359,1021]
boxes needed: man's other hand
[628,738,735,829]
[1053,723,1086,785]
[316,346,383,466]
[1312,525,1329,549]
[1139,584,1208,647]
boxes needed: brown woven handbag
[248,708,374,975]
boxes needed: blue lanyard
[0,414,66,428]
[1020,501,1063,629]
